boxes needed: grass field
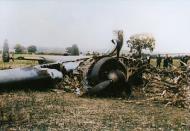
[0,57,190,130]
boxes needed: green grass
[0,53,38,69]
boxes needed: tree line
[14,44,37,54]
[2,40,80,55]
[14,44,80,55]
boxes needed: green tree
[27,45,37,53]
[71,44,79,56]
[127,33,155,57]
[66,47,72,55]
[66,44,79,56]
[2,40,10,62]
[14,44,25,54]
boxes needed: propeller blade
[88,80,112,94]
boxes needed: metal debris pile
[142,65,190,109]
[56,75,81,93]
[55,58,190,109]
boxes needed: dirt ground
[0,58,190,130]
[0,91,190,130]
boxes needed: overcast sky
[0,0,190,53]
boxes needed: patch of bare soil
[0,91,190,130]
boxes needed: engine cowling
[82,57,131,96]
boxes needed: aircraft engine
[81,57,131,96]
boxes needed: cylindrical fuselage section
[0,67,63,89]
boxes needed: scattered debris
[142,65,190,109]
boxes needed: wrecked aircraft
[0,31,150,96]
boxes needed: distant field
[0,59,37,70]
[0,54,189,130]
[0,53,90,69]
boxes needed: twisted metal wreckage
[0,31,148,96]
[0,32,189,106]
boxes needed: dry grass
[0,56,189,130]
[0,92,190,130]
[0,60,37,70]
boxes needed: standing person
[180,56,188,67]
[10,52,14,62]
[168,56,173,68]
[146,55,151,64]
[184,55,189,65]
[163,54,169,69]
[180,56,184,67]
[156,54,162,68]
